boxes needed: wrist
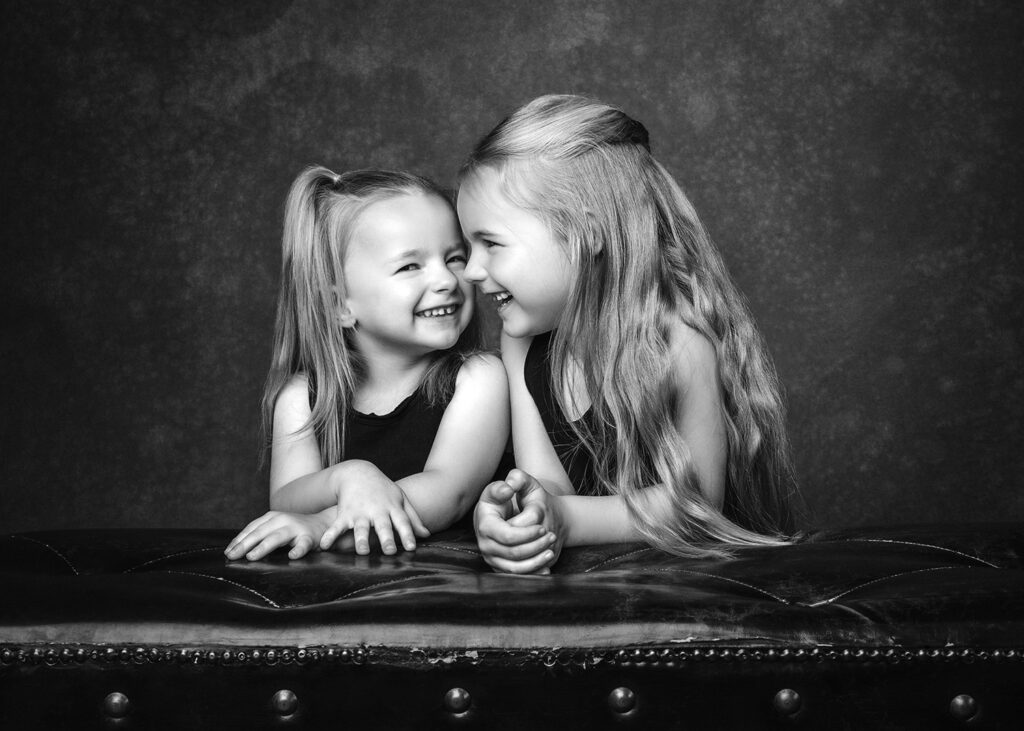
[330,459,376,498]
[552,494,574,546]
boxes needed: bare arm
[266,376,389,513]
[559,323,727,543]
[481,323,728,571]
[500,331,575,496]
[396,354,511,531]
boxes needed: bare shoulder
[277,373,311,407]
[667,321,720,391]
[455,353,508,390]
[274,373,313,423]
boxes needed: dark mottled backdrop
[2,0,1022,532]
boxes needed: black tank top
[308,378,515,530]
[522,331,601,494]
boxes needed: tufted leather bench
[2,524,1023,729]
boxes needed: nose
[431,260,459,293]
[464,246,487,285]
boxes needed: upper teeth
[418,305,457,317]
[492,292,512,304]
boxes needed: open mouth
[416,304,460,318]
[490,291,513,310]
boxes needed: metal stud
[103,692,130,719]
[444,687,472,714]
[272,689,298,717]
[949,694,978,722]
[608,687,636,714]
[773,688,802,717]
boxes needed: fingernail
[546,533,556,543]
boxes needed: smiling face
[457,167,575,338]
[341,192,474,360]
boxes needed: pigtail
[262,166,484,470]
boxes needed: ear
[338,305,357,328]
[334,286,357,328]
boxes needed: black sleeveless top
[309,379,514,530]
[522,331,601,494]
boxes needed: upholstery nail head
[949,694,978,722]
[608,686,636,713]
[444,687,472,714]
[272,689,298,717]
[103,691,130,719]
[773,688,802,717]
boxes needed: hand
[320,465,430,556]
[474,469,560,574]
[225,510,332,561]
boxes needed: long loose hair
[460,95,797,556]
[262,166,482,467]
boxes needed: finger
[373,514,398,555]
[480,480,515,506]
[484,549,557,575]
[288,534,315,560]
[245,527,292,561]
[403,501,430,539]
[390,509,418,552]
[478,531,556,562]
[225,513,278,556]
[320,515,351,550]
[353,518,371,555]
[230,518,284,559]
[508,503,545,527]
[479,516,547,547]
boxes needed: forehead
[349,192,458,256]
[457,167,528,222]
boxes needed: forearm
[270,460,376,513]
[557,484,674,546]
[397,471,475,533]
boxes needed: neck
[352,339,435,414]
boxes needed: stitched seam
[336,575,431,601]
[842,538,1001,568]
[649,567,789,604]
[13,535,80,575]
[159,570,281,608]
[125,547,224,573]
[583,547,653,573]
[429,543,482,557]
[809,565,963,607]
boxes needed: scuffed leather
[2,524,1023,649]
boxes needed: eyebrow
[387,243,465,263]
[468,229,500,240]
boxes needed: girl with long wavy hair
[458,95,798,572]
[226,166,509,561]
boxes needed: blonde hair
[460,95,797,556]
[262,166,482,466]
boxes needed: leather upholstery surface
[2,524,1023,729]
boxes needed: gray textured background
[2,0,1022,533]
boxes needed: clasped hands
[225,466,566,575]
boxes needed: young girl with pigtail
[226,166,509,561]
[457,94,798,573]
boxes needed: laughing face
[457,167,574,338]
[341,192,474,359]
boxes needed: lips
[489,291,512,309]
[415,303,461,318]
